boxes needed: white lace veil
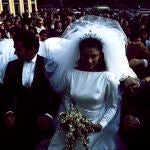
[42,15,136,93]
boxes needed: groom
[1,30,60,150]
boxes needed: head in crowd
[13,30,39,61]
[0,28,7,39]
[39,29,50,41]
[130,32,141,43]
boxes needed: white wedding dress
[48,69,121,150]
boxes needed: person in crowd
[39,29,50,42]
[0,28,7,39]
[0,30,61,150]
[126,32,150,79]
[42,15,136,150]
[120,77,150,150]
[3,19,12,38]
[22,24,30,31]
[44,14,55,30]
[0,28,16,137]
[63,15,73,30]
[139,29,148,45]
[0,28,16,115]
[13,20,21,31]
[0,21,5,30]
[124,25,132,41]
[54,14,62,23]
[20,12,30,27]
[34,18,45,34]
[54,21,64,37]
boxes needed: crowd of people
[0,6,150,150]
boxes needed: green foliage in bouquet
[58,104,94,150]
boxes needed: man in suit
[126,32,150,79]
[120,78,150,150]
[1,30,60,150]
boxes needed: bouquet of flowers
[58,104,94,150]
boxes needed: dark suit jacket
[120,80,150,149]
[2,55,60,125]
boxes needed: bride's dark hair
[77,37,107,71]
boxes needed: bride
[40,15,136,150]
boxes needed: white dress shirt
[22,55,37,87]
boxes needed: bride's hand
[92,124,102,132]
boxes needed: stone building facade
[0,0,38,16]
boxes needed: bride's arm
[62,71,73,112]
[99,74,118,129]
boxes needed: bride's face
[80,47,101,71]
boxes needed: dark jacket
[120,80,150,150]
[2,55,60,124]
[0,54,61,150]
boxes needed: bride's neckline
[74,67,105,73]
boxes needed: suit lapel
[32,55,44,87]
[16,60,24,86]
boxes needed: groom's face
[14,41,35,62]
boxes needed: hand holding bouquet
[58,104,101,150]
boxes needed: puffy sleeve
[99,72,118,128]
